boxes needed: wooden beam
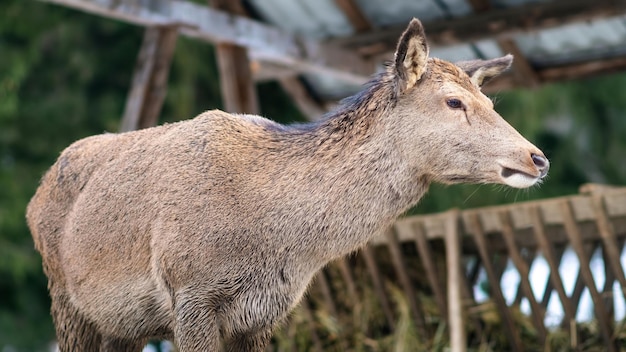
[335,0,626,52]
[483,55,626,93]
[540,55,626,81]
[210,0,259,114]
[210,0,322,119]
[39,0,374,85]
[497,38,540,89]
[467,0,491,13]
[334,0,372,33]
[120,25,178,132]
[277,77,326,121]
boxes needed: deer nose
[531,153,549,178]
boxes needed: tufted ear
[455,54,513,88]
[394,18,429,92]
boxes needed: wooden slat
[459,258,485,338]
[40,0,374,85]
[513,248,537,307]
[493,255,508,283]
[444,209,467,352]
[412,222,448,319]
[560,200,616,352]
[567,242,596,329]
[602,240,621,321]
[530,206,577,327]
[300,301,324,352]
[499,211,547,343]
[120,26,178,132]
[466,213,523,352]
[361,246,396,330]
[313,270,349,351]
[466,256,482,289]
[385,229,427,336]
[592,194,626,303]
[314,271,339,319]
[539,245,567,311]
[336,258,359,303]
[333,0,372,32]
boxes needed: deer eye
[446,98,464,110]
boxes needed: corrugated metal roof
[244,0,626,101]
[246,0,354,38]
[515,15,626,67]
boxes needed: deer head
[389,19,548,189]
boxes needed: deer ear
[456,54,513,88]
[394,18,429,92]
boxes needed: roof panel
[438,0,473,17]
[430,44,480,62]
[491,0,550,8]
[246,0,353,38]
[474,40,506,59]
[354,0,447,27]
[514,15,626,66]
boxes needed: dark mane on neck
[321,67,396,123]
[262,67,396,141]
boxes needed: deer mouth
[499,166,542,189]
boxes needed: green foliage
[0,1,305,349]
[2,0,626,350]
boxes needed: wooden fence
[286,184,626,351]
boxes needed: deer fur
[27,19,548,351]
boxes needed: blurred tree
[0,1,303,350]
[2,0,626,350]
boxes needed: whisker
[463,185,483,204]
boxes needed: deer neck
[291,88,430,261]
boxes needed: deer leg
[50,291,102,351]
[173,294,221,352]
[224,328,273,352]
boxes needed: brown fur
[27,19,548,351]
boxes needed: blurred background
[3,0,626,350]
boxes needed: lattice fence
[276,185,626,351]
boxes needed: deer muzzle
[499,151,549,189]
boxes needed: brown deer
[27,18,548,351]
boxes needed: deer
[27,18,549,351]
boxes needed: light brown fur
[27,19,548,351]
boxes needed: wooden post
[444,209,466,352]
[210,0,259,115]
[466,212,524,352]
[215,43,259,114]
[120,26,178,132]
[277,77,326,121]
